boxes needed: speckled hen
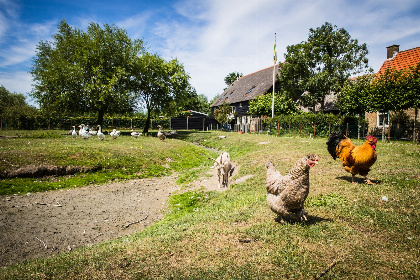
[265,153,318,223]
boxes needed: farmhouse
[365,45,420,134]
[210,65,281,132]
[210,64,338,131]
[210,64,281,118]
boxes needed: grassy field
[1,130,419,279]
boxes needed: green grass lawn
[1,130,419,279]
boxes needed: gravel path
[1,163,250,267]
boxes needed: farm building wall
[170,116,220,131]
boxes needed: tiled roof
[377,46,420,75]
[211,64,280,107]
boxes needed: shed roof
[211,64,280,107]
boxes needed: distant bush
[1,115,170,130]
[267,113,369,138]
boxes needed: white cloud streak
[147,0,420,100]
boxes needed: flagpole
[272,32,277,118]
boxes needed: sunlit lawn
[1,130,419,279]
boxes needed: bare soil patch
[0,163,253,267]
[1,164,101,179]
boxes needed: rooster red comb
[366,135,377,143]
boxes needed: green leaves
[224,72,243,88]
[279,22,371,112]
[31,19,144,123]
[248,92,298,116]
[130,53,195,132]
[338,63,420,115]
[213,102,233,125]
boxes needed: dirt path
[0,163,252,267]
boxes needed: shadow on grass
[335,175,381,185]
[275,214,333,226]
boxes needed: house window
[377,111,389,127]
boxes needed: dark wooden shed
[170,110,220,130]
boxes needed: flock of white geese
[70,124,142,140]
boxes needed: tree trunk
[143,109,151,134]
[97,110,104,127]
[414,107,418,143]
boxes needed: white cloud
[0,0,19,42]
[144,0,420,100]
[1,0,419,103]
[117,12,152,39]
[0,70,33,95]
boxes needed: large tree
[224,72,243,89]
[31,19,144,125]
[338,74,375,115]
[0,85,37,129]
[131,53,194,133]
[279,22,371,112]
[213,101,233,130]
[370,63,420,140]
[248,92,297,117]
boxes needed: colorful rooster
[327,132,377,184]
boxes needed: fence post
[388,122,391,142]
[363,123,366,138]
[313,123,316,138]
[328,123,331,138]
[187,116,189,130]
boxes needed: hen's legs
[298,209,308,221]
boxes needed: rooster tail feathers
[326,131,347,160]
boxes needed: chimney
[386,44,400,59]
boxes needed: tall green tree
[370,63,420,140]
[371,63,420,112]
[279,22,371,112]
[31,19,144,126]
[213,101,233,129]
[248,92,298,117]
[131,53,194,133]
[224,72,243,89]
[0,85,38,129]
[338,74,375,114]
[183,94,211,115]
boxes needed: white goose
[97,125,105,140]
[110,129,121,140]
[71,126,77,138]
[78,124,85,136]
[87,125,97,135]
[157,125,166,141]
[131,129,141,138]
[78,124,90,140]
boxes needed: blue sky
[1,0,419,106]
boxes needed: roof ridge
[397,46,420,53]
[238,63,281,79]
